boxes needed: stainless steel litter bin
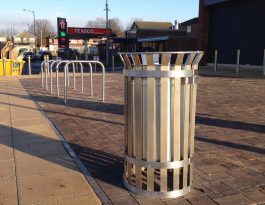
[119,51,204,198]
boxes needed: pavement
[199,66,265,78]
[0,77,101,205]
[16,71,265,205]
[1,70,265,205]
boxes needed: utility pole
[104,0,110,66]
[40,31,43,48]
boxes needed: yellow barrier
[0,59,25,76]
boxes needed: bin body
[0,59,24,76]
[119,52,203,198]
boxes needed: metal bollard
[263,49,265,75]
[236,49,240,74]
[28,55,32,76]
[214,49,218,72]
[112,55,115,71]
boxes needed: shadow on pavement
[0,124,124,192]
[196,136,265,155]
[0,89,124,116]
[196,115,265,134]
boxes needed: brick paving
[19,72,265,205]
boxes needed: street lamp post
[104,0,110,66]
[23,9,36,52]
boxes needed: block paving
[19,72,265,205]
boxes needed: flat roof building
[198,0,265,65]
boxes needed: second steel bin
[119,51,204,198]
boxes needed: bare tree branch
[109,18,124,37]
[29,19,55,46]
[85,17,124,37]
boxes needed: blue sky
[0,0,199,32]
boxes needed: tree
[109,18,124,37]
[85,17,106,28]
[29,19,55,47]
[85,17,124,37]
[0,27,18,37]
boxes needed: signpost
[57,17,68,49]
[57,17,112,63]
[68,27,112,39]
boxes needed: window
[23,38,28,43]
[14,37,21,42]
[29,38,35,43]
[187,26,192,33]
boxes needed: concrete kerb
[21,78,112,205]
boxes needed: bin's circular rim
[118,51,203,55]
[123,178,191,198]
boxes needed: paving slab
[14,151,78,178]
[0,78,101,205]
[0,160,16,181]
[17,171,95,205]
[0,179,18,205]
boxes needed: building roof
[180,17,199,26]
[205,0,230,6]
[0,33,8,38]
[131,21,173,29]
[13,31,37,38]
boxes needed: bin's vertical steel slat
[155,62,161,163]
[123,57,129,182]
[132,54,143,189]
[146,54,155,191]
[189,52,203,186]
[183,53,196,189]
[173,53,184,190]
[123,55,133,184]
[160,54,170,192]
[142,55,147,162]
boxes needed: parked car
[22,52,36,62]
[58,48,80,60]
[36,50,52,61]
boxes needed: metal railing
[63,60,105,104]
[41,60,56,90]
[41,59,105,104]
